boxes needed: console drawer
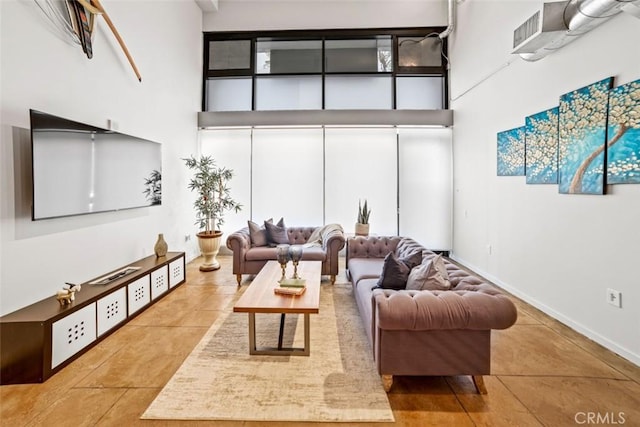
[51,303,96,369]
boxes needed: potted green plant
[355,199,371,236]
[184,155,242,271]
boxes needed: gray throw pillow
[406,254,451,291]
[248,219,271,247]
[375,252,412,290]
[402,251,423,270]
[264,217,288,245]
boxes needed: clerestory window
[202,28,448,112]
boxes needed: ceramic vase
[154,233,168,257]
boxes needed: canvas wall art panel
[497,126,525,176]
[525,107,559,184]
[607,79,640,184]
[558,77,613,194]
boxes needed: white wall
[0,0,202,315]
[450,1,640,365]
[204,0,447,31]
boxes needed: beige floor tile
[514,309,541,325]
[75,326,207,388]
[24,387,126,427]
[97,388,236,426]
[500,376,640,427]
[447,375,544,427]
[385,376,474,426]
[492,325,628,379]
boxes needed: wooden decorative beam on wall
[90,0,142,82]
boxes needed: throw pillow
[375,252,412,290]
[247,219,272,247]
[406,254,451,291]
[402,251,423,270]
[264,217,289,245]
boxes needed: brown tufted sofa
[226,226,345,286]
[346,235,517,393]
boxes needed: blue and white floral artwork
[558,77,613,194]
[606,79,640,184]
[497,126,525,176]
[525,107,559,184]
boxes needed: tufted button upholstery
[345,234,518,382]
[288,227,316,245]
[373,287,518,331]
[346,236,402,262]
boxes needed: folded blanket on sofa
[304,223,344,248]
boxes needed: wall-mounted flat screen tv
[30,109,162,220]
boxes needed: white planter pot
[197,231,223,271]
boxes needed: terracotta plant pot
[197,231,223,271]
[355,223,369,236]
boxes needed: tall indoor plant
[184,155,242,271]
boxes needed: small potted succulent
[184,155,242,271]
[355,199,371,236]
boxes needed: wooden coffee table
[233,260,321,356]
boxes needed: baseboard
[450,254,640,367]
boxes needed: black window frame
[202,27,448,112]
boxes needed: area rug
[141,282,394,422]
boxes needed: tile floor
[1,256,638,426]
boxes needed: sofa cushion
[245,246,278,261]
[376,251,421,290]
[300,246,326,261]
[407,254,451,291]
[265,218,288,245]
[244,245,326,262]
[348,258,384,287]
[248,219,272,247]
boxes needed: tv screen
[30,109,162,220]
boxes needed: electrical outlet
[185,234,191,242]
[606,288,622,308]
[487,244,492,255]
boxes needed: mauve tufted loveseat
[226,225,345,286]
[346,236,518,393]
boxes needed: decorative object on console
[56,283,81,306]
[276,244,290,281]
[355,199,371,236]
[154,233,168,257]
[558,77,613,194]
[606,78,640,184]
[288,245,304,279]
[184,155,242,272]
[497,126,526,176]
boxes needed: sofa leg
[381,375,393,392]
[472,375,488,394]
[236,274,242,286]
[330,275,336,285]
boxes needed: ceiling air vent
[512,1,568,54]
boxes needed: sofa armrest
[372,287,517,331]
[226,227,251,274]
[321,226,346,254]
[320,226,345,278]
